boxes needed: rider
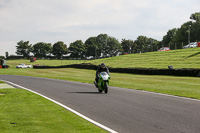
[95,63,110,87]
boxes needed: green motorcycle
[94,72,110,94]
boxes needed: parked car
[183,42,198,49]
[183,44,190,49]
[190,42,198,48]
[16,64,32,68]
[158,47,170,51]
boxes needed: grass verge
[87,47,200,69]
[0,88,107,133]
[0,81,5,84]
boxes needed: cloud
[0,0,199,55]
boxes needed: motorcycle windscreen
[100,72,109,80]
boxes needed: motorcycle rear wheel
[98,87,103,93]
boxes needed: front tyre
[104,82,108,94]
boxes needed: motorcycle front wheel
[104,83,108,94]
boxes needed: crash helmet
[100,63,106,68]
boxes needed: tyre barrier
[33,64,200,77]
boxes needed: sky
[0,0,199,56]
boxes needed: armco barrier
[33,64,200,77]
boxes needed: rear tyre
[98,88,103,93]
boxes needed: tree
[85,37,99,58]
[5,52,9,58]
[134,36,149,53]
[68,40,85,58]
[162,12,200,49]
[32,42,52,58]
[174,21,193,48]
[147,38,160,52]
[16,40,32,58]
[52,41,68,59]
[95,34,122,57]
[190,12,200,42]
[121,39,134,54]
[96,34,109,57]
[190,12,200,22]
[106,37,122,56]
[133,36,160,52]
[192,21,200,41]
[162,28,178,48]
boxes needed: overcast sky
[0,0,199,56]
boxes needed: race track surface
[1,75,200,133]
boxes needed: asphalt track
[1,75,200,133]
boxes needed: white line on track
[1,79,118,133]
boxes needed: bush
[33,64,200,77]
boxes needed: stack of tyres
[0,59,9,69]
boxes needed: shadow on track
[68,92,102,94]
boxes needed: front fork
[102,81,109,88]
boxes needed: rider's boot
[94,81,98,88]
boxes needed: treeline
[14,34,160,59]
[6,12,200,59]
[162,12,200,49]
[15,41,68,59]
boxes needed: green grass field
[0,88,107,133]
[87,47,200,69]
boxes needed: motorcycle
[94,72,110,94]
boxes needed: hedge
[33,63,200,77]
